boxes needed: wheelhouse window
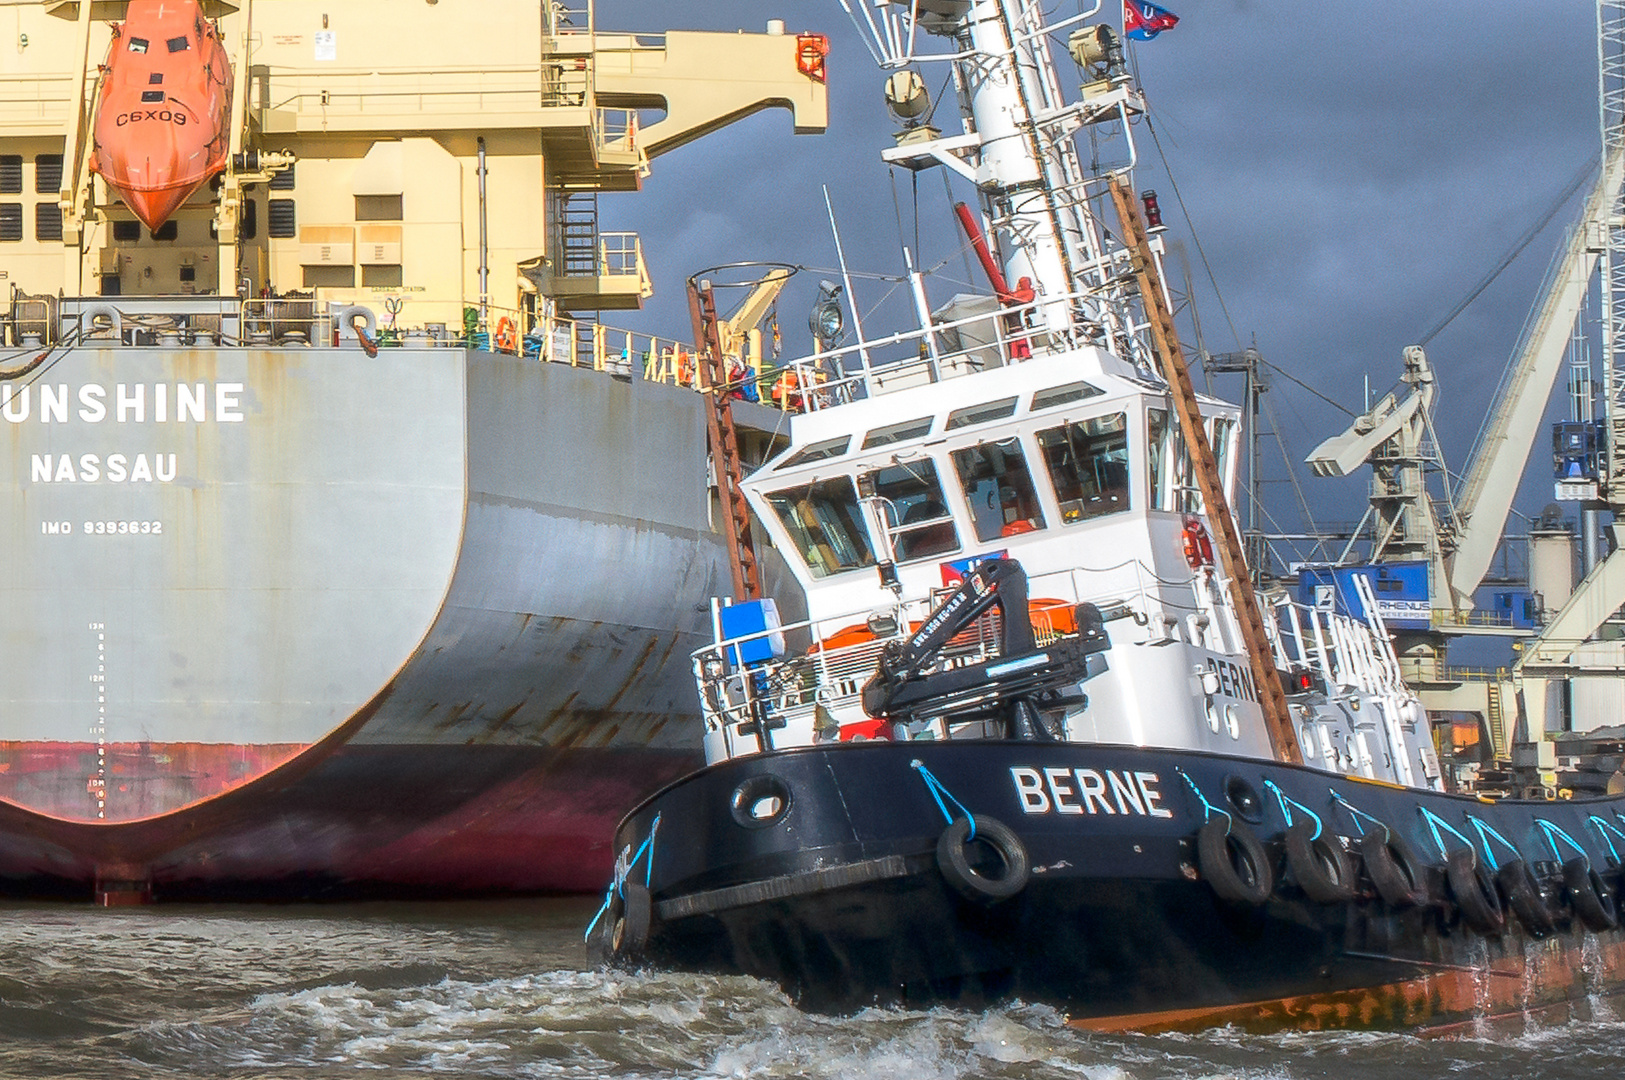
[946,396,1018,431]
[862,416,932,450]
[1038,412,1131,523]
[1030,380,1104,412]
[1211,416,1236,497]
[863,459,959,563]
[776,436,849,470]
[951,438,1047,541]
[1147,407,1198,513]
[766,477,874,579]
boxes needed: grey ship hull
[0,341,792,898]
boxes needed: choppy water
[0,898,1622,1079]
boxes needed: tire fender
[1564,857,1619,932]
[1446,847,1504,935]
[1496,858,1555,936]
[610,882,653,962]
[1196,818,1272,906]
[1359,830,1427,909]
[936,815,1030,904]
[1284,820,1355,904]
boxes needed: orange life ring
[494,317,517,353]
[796,33,829,83]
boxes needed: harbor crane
[1305,0,1625,784]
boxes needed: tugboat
[592,0,1625,1032]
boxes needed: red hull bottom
[0,744,698,902]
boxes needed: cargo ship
[0,0,826,902]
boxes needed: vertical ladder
[558,193,601,278]
[1108,176,1303,765]
[689,280,761,602]
[1485,679,1507,759]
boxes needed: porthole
[730,774,792,828]
[1223,775,1265,824]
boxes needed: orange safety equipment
[91,0,233,231]
[796,33,829,83]
[493,317,518,353]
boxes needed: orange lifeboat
[90,0,232,232]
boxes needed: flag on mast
[1124,0,1180,40]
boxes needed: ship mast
[846,0,1302,762]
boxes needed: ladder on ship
[1486,680,1508,758]
[1108,175,1303,766]
[689,280,761,601]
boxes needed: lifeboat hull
[90,0,232,231]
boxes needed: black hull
[605,741,1625,1031]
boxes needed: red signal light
[1141,190,1163,230]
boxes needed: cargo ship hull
[0,337,790,899]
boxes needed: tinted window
[1031,381,1104,412]
[952,438,1046,542]
[777,436,849,469]
[766,477,875,579]
[1148,407,1198,513]
[862,416,932,449]
[166,36,190,52]
[946,396,1018,431]
[863,459,958,563]
[1038,413,1132,523]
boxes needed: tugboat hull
[606,741,1625,1031]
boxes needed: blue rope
[1174,767,1231,828]
[583,812,662,941]
[1535,817,1588,864]
[1328,789,1387,840]
[1465,815,1520,873]
[1263,779,1322,840]
[1418,805,1474,861]
[912,760,976,840]
[1589,815,1625,866]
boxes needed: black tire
[1497,858,1555,937]
[1446,847,1504,935]
[1196,818,1272,905]
[1284,820,1355,904]
[936,815,1030,904]
[1565,857,1619,932]
[1359,830,1427,909]
[609,882,652,961]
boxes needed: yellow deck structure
[0,0,827,331]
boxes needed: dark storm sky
[593,1,1602,544]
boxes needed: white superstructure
[689,0,1444,792]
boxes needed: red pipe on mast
[953,202,1034,304]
